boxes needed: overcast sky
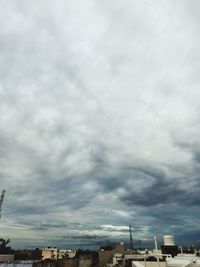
[0,0,200,249]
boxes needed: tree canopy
[0,238,13,254]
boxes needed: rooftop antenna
[0,190,5,219]
[129,225,133,250]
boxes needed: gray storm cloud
[0,0,200,248]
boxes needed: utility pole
[0,190,5,219]
[154,236,158,250]
[129,225,133,250]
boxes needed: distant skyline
[0,0,200,249]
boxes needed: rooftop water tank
[163,235,175,246]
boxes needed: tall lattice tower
[129,225,133,250]
[0,190,5,219]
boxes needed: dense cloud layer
[0,0,200,249]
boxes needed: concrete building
[58,250,76,259]
[42,247,58,260]
[62,258,78,267]
[115,243,125,253]
[99,250,114,267]
[78,257,92,267]
[0,254,15,262]
[99,243,127,267]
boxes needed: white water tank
[163,235,175,246]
